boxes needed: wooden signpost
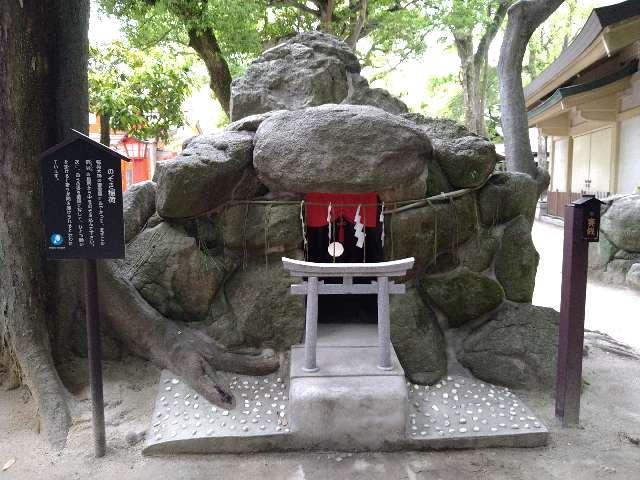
[555,195,602,427]
[40,129,129,457]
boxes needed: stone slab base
[144,324,549,454]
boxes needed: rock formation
[90,32,559,408]
[589,194,640,290]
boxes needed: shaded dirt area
[1,341,639,479]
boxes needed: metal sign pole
[41,129,130,458]
[85,258,106,457]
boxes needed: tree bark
[99,113,111,146]
[318,0,336,33]
[0,0,89,449]
[453,33,479,135]
[498,0,564,176]
[188,27,232,117]
[452,1,512,137]
[347,0,368,49]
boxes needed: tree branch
[498,0,565,175]
[187,27,232,116]
[268,0,320,17]
[347,0,368,49]
[474,0,514,69]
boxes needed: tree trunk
[498,0,564,176]
[453,1,512,137]
[347,0,368,49]
[318,0,335,32]
[454,33,478,134]
[0,0,89,449]
[188,27,232,117]
[473,57,490,137]
[100,113,111,146]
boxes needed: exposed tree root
[98,260,279,408]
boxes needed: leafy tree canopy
[99,0,432,75]
[523,0,592,84]
[99,0,266,76]
[89,40,196,141]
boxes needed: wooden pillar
[555,205,588,426]
[303,276,319,372]
[377,276,392,370]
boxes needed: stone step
[289,323,408,449]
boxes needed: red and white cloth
[304,192,379,228]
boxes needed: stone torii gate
[282,257,415,372]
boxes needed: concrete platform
[144,324,549,454]
[289,324,408,450]
[404,374,549,449]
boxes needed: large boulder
[155,131,259,219]
[253,104,432,193]
[343,73,408,115]
[117,222,228,322]
[600,257,640,285]
[230,32,359,121]
[122,180,156,243]
[225,110,287,133]
[477,172,539,226]
[627,263,640,289]
[419,267,504,328]
[458,302,559,389]
[404,115,498,189]
[495,215,539,303]
[600,194,640,252]
[435,136,499,190]
[385,194,477,275]
[207,256,305,350]
[458,228,500,273]
[424,157,452,196]
[588,233,618,270]
[390,288,446,384]
[222,203,302,253]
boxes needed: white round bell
[328,241,344,258]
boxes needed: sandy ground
[532,220,640,352]
[0,219,639,479]
[0,346,639,480]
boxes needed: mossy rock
[477,172,539,226]
[494,215,539,303]
[222,203,302,254]
[390,287,446,384]
[458,228,500,273]
[207,253,305,351]
[385,194,477,277]
[458,302,559,389]
[419,267,504,328]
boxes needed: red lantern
[120,135,148,161]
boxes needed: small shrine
[90,32,557,454]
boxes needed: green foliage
[99,0,267,75]
[99,0,434,75]
[423,66,502,143]
[523,0,593,85]
[89,41,195,141]
[362,1,431,68]
[424,0,501,35]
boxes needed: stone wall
[117,32,558,390]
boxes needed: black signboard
[572,195,602,243]
[40,129,129,259]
